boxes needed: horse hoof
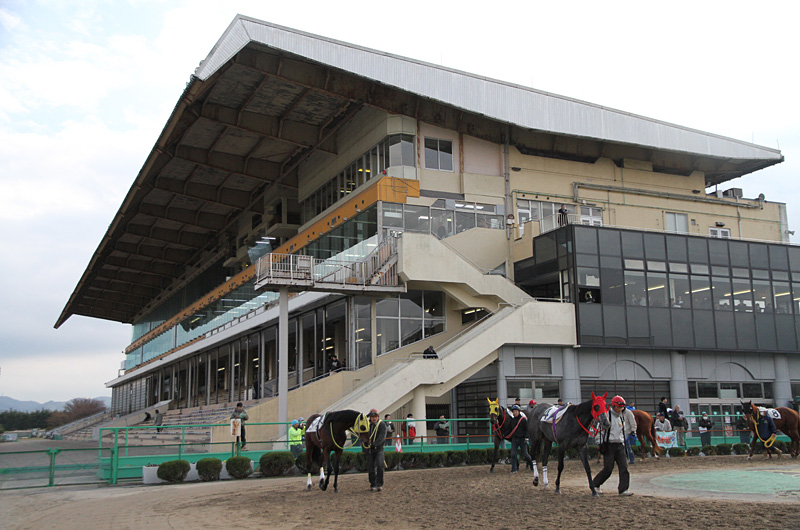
[543,484,549,489]
[554,489,561,495]
[334,487,339,493]
[592,491,599,497]
[307,485,311,491]
[533,477,539,487]
[489,468,494,474]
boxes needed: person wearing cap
[230,402,249,451]
[513,397,527,419]
[508,405,531,473]
[593,395,637,496]
[698,412,714,448]
[289,419,305,459]
[654,412,672,432]
[363,408,387,491]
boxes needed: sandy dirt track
[1,455,799,529]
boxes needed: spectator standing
[433,415,450,444]
[231,402,249,451]
[698,412,714,448]
[328,355,343,374]
[508,406,531,473]
[288,419,305,459]
[403,413,416,445]
[736,415,752,444]
[363,409,387,491]
[654,413,672,432]
[154,409,163,433]
[422,346,438,359]
[671,406,687,447]
[657,397,670,419]
[384,414,394,446]
[558,205,569,226]
[593,395,637,496]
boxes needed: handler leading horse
[303,409,372,492]
[527,392,609,496]
[741,400,800,459]
[487,398,531,473]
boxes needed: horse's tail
[650,417,661,456]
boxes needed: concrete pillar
[278,287,289,438]
[411,385,427,427]
[669,351,690,413]
[774,353,793,408]
[561,347,581,403]
[496,356,508,405]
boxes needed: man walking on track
[363,408,387,492]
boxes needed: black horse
[304,409,371,492]
[527,392,609,496]
[487,398,532,473]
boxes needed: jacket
[288,425,305,446]
[601,408,637,443]
[363,420,387,452]
[434,421,450,436]
[654,418,672,432]
[756,414,777,440]
[509,415,528,440]
[698,417,713,431]
[231,409,249,422]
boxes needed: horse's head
[352,413,373,447]
[487,398,500,426]
[591,392,610,429]
[740,400,757,421]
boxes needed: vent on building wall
[514,357,552,375]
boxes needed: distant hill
[0,396,112,413]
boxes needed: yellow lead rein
[750,417,777,448]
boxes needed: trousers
[366,451,384,488]
[593,442,630,493]
[509,438,531,472]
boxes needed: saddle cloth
[306,415,324,434]
[540,405,568,424]
[758,407,781,420]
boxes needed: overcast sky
[1,0,798,402]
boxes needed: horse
[487,398,532,473]
[303,409,372,492]
[632,409,661,459]
[740,400,800,459]
[527,392,609,496]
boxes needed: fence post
[111,429,119,485]
[47,448,60,487]
[179,427,184,461]
[466,434,470,450]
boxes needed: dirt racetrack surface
[2,455,799,529]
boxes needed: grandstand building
[58,15,799,441]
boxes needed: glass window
[729,241,749,268]
[577,267,600,287]
[712,276,732,311]
[752,280,772,313]
[598,230,621,256]
[455,211,475,233]
[647,272,668,307]
[404,205,430,233]
[731,278,753,312]
[665,212,689,233]
[377,318,399,355]
[666,235,688,262]
[709,227,731,238]
[709,239,729,265]
[621,231,644,258]
[625,271,647,306]
[624,259,644,270]
[644,233,666,260]
[382,203,404,228]
[574,226,598,254]
[431,208,453,239]
[687,238,709,263]
[376,297,399,317]
[698,382,718,398]
[424,138,454,171]
[750,243,770,269]
[388,134,415,166]
[601,268,624,305]
[773,281,792,314]
[770,245,789,271]
[691,263,709,274]
[424,291,444,318]
[401,319,423,347]
[742,383,763,398]
[669,274,691,308]
[691,275,712,309]
[400,290,424,318]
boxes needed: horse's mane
[324,409,362,426]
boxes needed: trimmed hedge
[196,458,223,482]
[157,459,190,483]
[259,452,294,477]
[686,447,701,456]
[384,451,401,470]
[226,456,252,479]
[732,443,750,455]
[715,443,732,456]
[667,447,685,457]
[466,448,488,465]
[772,440,788,453]
[587,445,599,459]
[701,445,716,455]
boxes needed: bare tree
[63,397,106,422]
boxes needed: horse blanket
[540,405,569,424]
[757,407,781,420]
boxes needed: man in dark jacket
[755,411,778,449]
[508,405,532,473]
[698,412,713,448]
[657,397,670,419]
[363,408,387,491]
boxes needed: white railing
[539,213,581,233]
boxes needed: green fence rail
[0,446,112,490]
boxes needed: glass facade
[517,225,800,352]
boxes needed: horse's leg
[319,450,329,490]
[554,447,565,494]
[639,429,646,460]
[579,444,598,497]
[748,431,755,460]
[306,442,313,490]
[541,442,551,488]
[332,450,342,493]
[531,438,540,486]
[490,439,498,473]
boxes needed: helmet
[298,417,305,422]
[511,405,520,411]
[611,395,626,406]
[368,408,379,417]
[292,420,299,426]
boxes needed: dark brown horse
[303,409,371,492]
[487,398,531,473]
[741,401,800,459]
[632,409,661,459]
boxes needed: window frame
[423,137,454,172]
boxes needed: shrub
[259,452,294,477]
[384,451,401,470]
[564,447,579,459]
[196,458,223,482]
[668,447,685,457]
[715,443,732,456]
[226,456,252,479]
[701,445,716,456]
[685,446,701,456]
[400,452,426,469]
[446,450,467,467]
[353,453,367,473]
[157,459,191,483]
[427,451,446,468]
[732,443,750,455]
[587,445,599,459]
[772,440,788,453]
[467,448,487,465]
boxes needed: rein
[491,409,508,439]
[576,414,600,437]
[749,415,776,448]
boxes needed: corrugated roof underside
[195,16,781,164]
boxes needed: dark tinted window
[627,308,650,346]
[621,231,644,258]
[770,246,788,270]
[755,313,777,350]
[728,241,749,268]
[598,230,621,256]
[574,226,598,254]
[693,310,716,348]
[649,307,672,347]
[644,233,666,261]
[672,310,694,347]
[776,314,797,351]
[578,304,603,344]
[750,243,770,269]
[687,237,709,263]
[601,268,625,305]
[666,235,687,262]
[715,312,736,349]
[603,305,627,345]
[708,239,729,265]
[734,312,757,349]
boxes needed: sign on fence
[655,430,677,449]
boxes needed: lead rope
[750,416,777,448]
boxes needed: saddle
[758,407,781,420]
[540,405,569,424]
[306,415,324,434]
